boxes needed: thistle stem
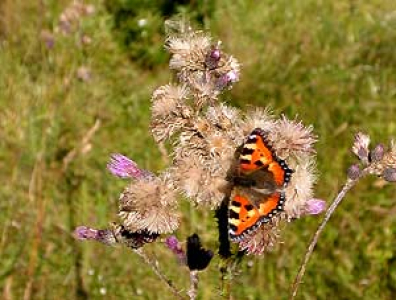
[290,171,366,300]
[187,271,199,300]
[134,248,187,300]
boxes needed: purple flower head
[75,226,100,240]
[347,164,361,180]
[165,236,179,250]
[107,153,152,179]
[370,143,385,162]
[75,226,116,245]
[215,70,240,91]
[304,199,326,215]
[225,70,239,83]
[210,48,221,60]
[165,236,187,265]
[205,47,221,70]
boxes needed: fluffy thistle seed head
[241,107,275,140]
[166,30,211,75]
[268,116,317,158]
[237,222,280,255]
[172,156,230,208]
[119,175,179,234]
[284,157,318,219]
[205,104,242,139]
[151,84,190,118]
[164,19,240,108]
[150,84,193,142]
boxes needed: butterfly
[228,128,293,242]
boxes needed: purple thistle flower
[210,48,221,60]
[225,70,239,83]
[75,226,99,240]
[304,199,326,215]
[215,70,240,91]
[165,236,187,265]
[107,153,152,179]
[205,47,221,70]
[74,226,116,245]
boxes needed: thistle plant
[75,19,394,299]
[291,132,396,299]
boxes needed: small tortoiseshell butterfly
[228,128,293,242]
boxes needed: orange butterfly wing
[239,128,291,186]
[228,194,260,238]
[229,191,285,241]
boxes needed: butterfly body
[228,128,293,242]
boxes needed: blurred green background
[1,0,395,299]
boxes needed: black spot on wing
[231,200,241,207]
[241,147,255,155]
[240,159,251,165]
[244,204,254,211]
[229,210,239,219]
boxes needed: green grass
[1,0,396,299]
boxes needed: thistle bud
[165,236,186,265]
[370,143,385,162]
[205,47,221,70]
[107,154,153,179]
[347,164,361,180]
[352,132,370,164]
[304,199,326,215]
[215,70,239,91]
[383,168,396,182]
[74,226,116,245]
